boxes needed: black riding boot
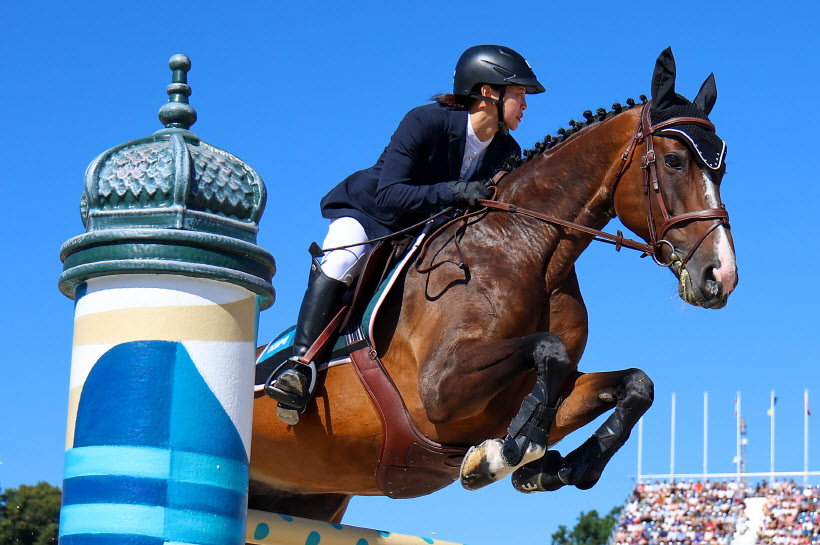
[265,257,348,424]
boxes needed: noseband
[614,101,730,266]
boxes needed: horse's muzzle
[676,263,734,309]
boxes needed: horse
[247,48,737,524]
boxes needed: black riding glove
[446,180,492,207]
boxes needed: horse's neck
[497,110,639,289]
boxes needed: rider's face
[502,86,527,131]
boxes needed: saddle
[255,225,469,499]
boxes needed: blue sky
[1,1,819,543]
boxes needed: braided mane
[512,95,648,168]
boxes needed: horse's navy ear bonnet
[650,48,727,171]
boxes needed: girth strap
[349,348,468,499]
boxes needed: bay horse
[248,48,737,523]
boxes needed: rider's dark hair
[432,84,504,111]
[431,93,474,111]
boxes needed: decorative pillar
[57,54,275,545]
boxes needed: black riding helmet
[454,45,545,136]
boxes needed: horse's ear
[651,47,677,108]
[693,73,717,115]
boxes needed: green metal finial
[158,54,197,129]
[61,53,274,308]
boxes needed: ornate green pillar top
[59,54,275,308]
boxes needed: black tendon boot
[511,412,627,493]
[501,383,560,467]
[265,257,348,424]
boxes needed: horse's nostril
[701,266,721,298]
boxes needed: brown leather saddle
[335,236,469,499]
[257,234,469,499]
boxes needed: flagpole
[806,389,810,486]
[736,391,741,483]
[704,391,708,478]
[771,390,775,483]
[671,392,676,480]
[638,416,643,482]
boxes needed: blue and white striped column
[60,275,258,545]
[58,54,274,545]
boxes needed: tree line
[0,482,60,545]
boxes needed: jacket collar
[448,109,468,180]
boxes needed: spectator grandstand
[611,479,819,544]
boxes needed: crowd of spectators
[610,479,820,545]
[613,479,747,544]
[755,479,819,544]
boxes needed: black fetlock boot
[557,412,627,490]
[500,382,561,467]
[265,256,348,424]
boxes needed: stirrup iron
[264,357,318,424]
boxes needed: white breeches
[319,217,374,285]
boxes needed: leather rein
[468,101,730,269]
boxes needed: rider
[266,45,545,424]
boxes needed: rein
[423,102,730,271]
[327,104,729,275]
[477,201,653,255]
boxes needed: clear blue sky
[2,1,818,543]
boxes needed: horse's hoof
[276,404,300,425]
[558,464,601,490]
[460,439,505,490]
[558,461,598,489]
[511,450,565,493]
[460,438,547,491]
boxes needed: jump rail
[246,510,463,545]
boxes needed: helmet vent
[481,60,514,79]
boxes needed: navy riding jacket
[320,102,521,239]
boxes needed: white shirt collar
[461,115,493,180]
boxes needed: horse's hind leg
[248,479,352,523]
[511,368,654,493]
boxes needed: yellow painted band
[65,386,82,450]
[72,297,256,345]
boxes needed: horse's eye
[664,155,683,169]
[664,154,683,170]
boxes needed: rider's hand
[446,180,492,207]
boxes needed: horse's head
[613,48,737,309]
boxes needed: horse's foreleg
[455,332,574,490]
[511,367,654,493]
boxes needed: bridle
[475,101,730,268]
[617,100,729,266]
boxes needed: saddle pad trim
[363,223,432,345]
[254,326,367,393]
